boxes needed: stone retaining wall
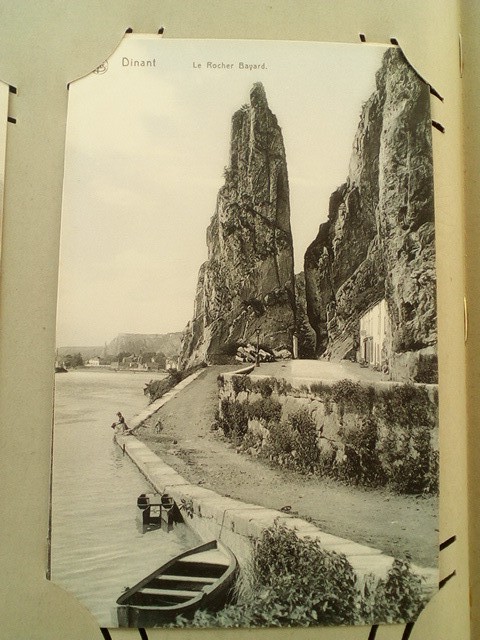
[218,371,439,493]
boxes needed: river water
[50,369,200,627]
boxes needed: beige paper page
[0,1,469,639]
[0,80,10,258]
[462,1,480,639]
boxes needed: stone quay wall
[218,370,439,494]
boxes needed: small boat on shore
[116,540,237,627]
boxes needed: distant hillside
[107,332,183,357]
[56,346,102,360]
[57,332,183,360]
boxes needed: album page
[0,80,9,259]
[0,2,469,640]
[52,35,440,632]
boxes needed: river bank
[133,365,438,568]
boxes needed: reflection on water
[50,369,199,627]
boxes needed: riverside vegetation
[214,375,438,495]
[143,364,207,403]
[174,522,427,628]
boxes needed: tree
[64,353,84,368]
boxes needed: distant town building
[359,300,391,371]
[166,357,178,371]
[86,356,109,367]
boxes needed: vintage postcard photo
[51,36,439,629]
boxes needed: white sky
[56,36,388,346]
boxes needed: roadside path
[134,365,438,567]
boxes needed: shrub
[143,377,172,402]
[380,384,433,431]
[213,398,249,443]
[214,396,283,446]
[377,385,438,494]
[242,429,263,452]
[316,447,338,476]
[330,379,375,414]
[263,419,296,465]
[426,449,439,494]
[274,377,293,396]
[373,559,426,623]
[144,364,205,403]
[252,377,276,398]
[247,397,282,424]
[253,523,358,625]
[174,522,362,628]
[379,422,437,494]
[231,374,252,395]
[337,417,386,487]
[310,381,332,399]
[415,354,438,384]
[173,525,427,629]
[288,409,319,473]
[217,375,438,494]
[262,408,318,474]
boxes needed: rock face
[294,272,316,359]
[304,48,436,380]
[180,83,295,368]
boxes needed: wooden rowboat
[116,540,238,627]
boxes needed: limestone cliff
[180,83,295,367]
[304,48,436,380]
[294,272,316,359]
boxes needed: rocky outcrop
[304,48,436,379]
[294,272,316,359]
[180,83,295,368]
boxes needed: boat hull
[116,540,237,627]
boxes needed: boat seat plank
[156,575,217,584]
[141,587,200,598]
[180,550,228,565]
[126,591,193,606]
[165,561,227,578]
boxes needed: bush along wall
[144,363,207,403]
[214,374,439,494]
[174,522,428,628]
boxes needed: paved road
[253,359,388,383]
